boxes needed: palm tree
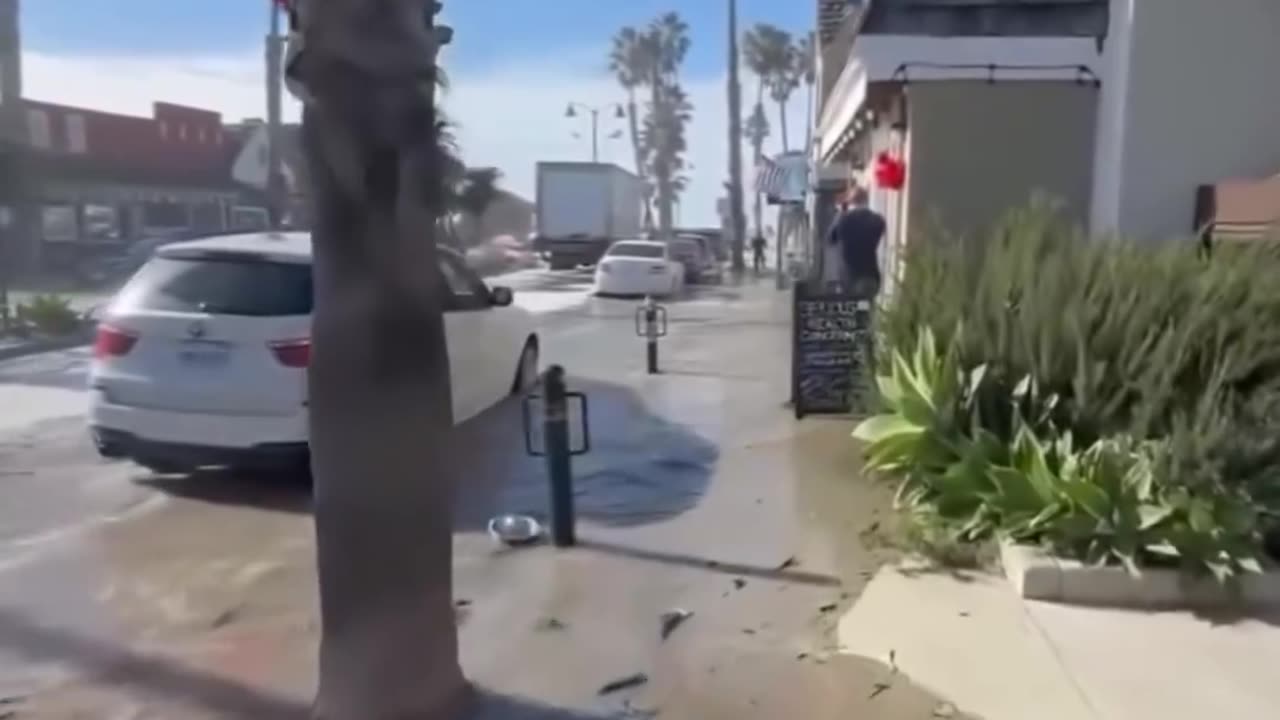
[652,12,691,86]
[744,24,797,151]
[609,27,652,186]
[743,104,770,236]
[796,32,816,155]
[457,167,502,248]
[642,13,692,236]
[295,3,466,717]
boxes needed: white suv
[88,232,540,475]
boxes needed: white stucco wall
[1088,0,1134,237]
[1108,0,1280,241]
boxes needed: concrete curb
[0,330,93,363]
[1000,541,1280,609]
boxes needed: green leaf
[1238,556,1264,575]
[853,414,923,444]
[1138,504,1175,531]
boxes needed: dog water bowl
[487,514,544,546]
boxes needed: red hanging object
[873,152,906,191]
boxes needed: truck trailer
[532,162,645,270]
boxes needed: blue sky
[21,1,815,226]
[23,0,811,75]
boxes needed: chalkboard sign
[791,283,875,418]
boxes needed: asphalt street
[0,268,596,565]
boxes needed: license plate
[178,341,231,369]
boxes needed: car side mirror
[490,286,514,307]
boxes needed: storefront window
[40,205,78,243]
[142,201,188,230]
[83,204,122,242]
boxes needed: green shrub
[860,204,1280,581]
[18,294,81,336]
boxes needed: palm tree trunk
[651,80,674,235]
[296,2,466,718]
[726,0,747,272]
[778,100,789,152]
[752,136,764,236]
[626,91,653,227]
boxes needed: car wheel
[511,339,540,394]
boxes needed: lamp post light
[565,102,625,163]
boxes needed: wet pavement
[0,270,973,718]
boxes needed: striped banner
[754,156,786,196]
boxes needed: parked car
[88,232,539,476]
[676,233,723,283]
[593,240,684,297]
[678,227,728,262]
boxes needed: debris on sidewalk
[598,673,649,696]
[933,701,959,717]
[818,602,838,614]
[536,616,567,632]
[775,555,797,571]
[732,577,747,590]
[659,608,693,640]
[0,695,25,720]
[210,606,240,629]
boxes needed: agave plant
[858,322,1273,581]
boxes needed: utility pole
[727,0,747,273]
[265,0,284,228]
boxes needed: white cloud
[22,49,809,227]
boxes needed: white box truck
[532,162,644,270]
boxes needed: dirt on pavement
[2,281,975,719]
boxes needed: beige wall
[905,81,1099,241]
[1108,0,1280,241]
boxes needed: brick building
[19,100,265,274]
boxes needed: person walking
[825,187,885,298]
[751,233,767,274]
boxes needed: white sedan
[593,240,685,297]
[87,232,539,475]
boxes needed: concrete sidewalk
[7,279,973,719]
[839,562,1280,720]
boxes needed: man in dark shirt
[751,234,767,273]
[826,187,885,298]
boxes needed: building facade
[815,0,1280,270]
[18,101,262,274]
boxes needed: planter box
[1000,542,1280,609]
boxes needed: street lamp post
[565,102,624,163]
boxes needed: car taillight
[93,325,137,359]
[269,338,311,368]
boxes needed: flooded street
[0,272,970,718]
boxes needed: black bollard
[635,296,668,375]
[543,365,576,547]
[645,303,659,374]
